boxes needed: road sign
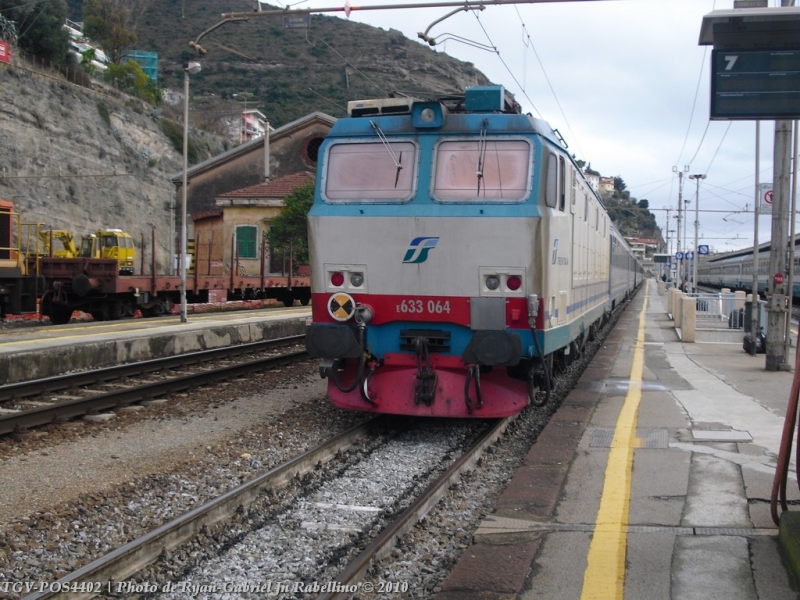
[686,251,695,261]
[284,15,310,28]
[760,182,773,215]
[675,252,684,261]
[698,245,710,255]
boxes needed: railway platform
[0,306,311,385]
[438,278,800,600]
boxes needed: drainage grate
[590,427,669,449]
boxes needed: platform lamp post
[689,174,706,294]
[181,61,201,323]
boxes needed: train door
[545,152,572,326]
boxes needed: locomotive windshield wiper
[476,119,488,195]
[370,120,403,188]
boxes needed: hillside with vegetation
[66,0,493,129]
[601,179,660,240]
[0,0,660,243]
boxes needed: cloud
[343,0,786,251]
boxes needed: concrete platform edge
[437,320,625,597]
[0,317,308,384]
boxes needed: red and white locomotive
[306,86,643,418]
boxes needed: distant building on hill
[123,50,158,82]
[583,170,599,192]
[599,177,615,194]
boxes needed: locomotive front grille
[399,329,451,353]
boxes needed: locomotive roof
[342,86,569,153]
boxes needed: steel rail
[317,415,514,600]
[0,348,308,436]
[0,334,305,403]
[21,418,385,600]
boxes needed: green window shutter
[236,225,257,259]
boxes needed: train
[0,199,310,323]
[697,239,800,299]
[305,85,644,419]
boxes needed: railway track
[18,415,510,600]
[0,335,307,436]
[5,293,638,600]
[317,417,510,600]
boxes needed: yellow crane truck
[80,229,136,275]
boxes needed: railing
[684,292,739,326]
[665,284,770,344]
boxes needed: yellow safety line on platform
[580,283,649,600]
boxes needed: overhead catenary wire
[509,5,585,161]
[673,44,710,169]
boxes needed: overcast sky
[290,0,797,254]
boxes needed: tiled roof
[218,171,315,199]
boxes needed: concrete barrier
[734,290,746,310]
[668,288,679,318]
[681,296,696,342]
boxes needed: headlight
[485,275,500,290]
[350,272,364,287]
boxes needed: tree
[638,199,649,210]
[80,47,98,74]
[0,0,69,63]
[104,59,160,104]
[614,176,627,193]
[83,0,137,65]
[267,182,315,268]
[0,13,18,46]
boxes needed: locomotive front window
[323,141,417,202]
[433,139,530,202]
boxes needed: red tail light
[330,272,345,286]
[507,275,522,291]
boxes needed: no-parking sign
[760,183,773,215]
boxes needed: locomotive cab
[306,86,640,418]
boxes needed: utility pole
[764,0,798,369]
[673,166,689,288]
[689,174,706,294]
[766,119,794,370]
[767,0,795,369]
[784,124,799,362]
[664,207,672,281]
[750,122,761,356]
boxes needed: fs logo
[551,239,559,264]
[403,237,439,264]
